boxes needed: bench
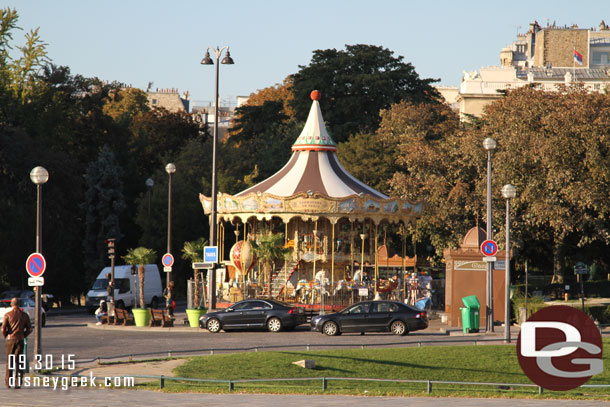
[114,308,134,326]
[150,308,173,327]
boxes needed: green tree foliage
[379,100,475,258]
[82,147,127,280]
[482,85,610,282]
[290,44,440,142]
[122,247,156,308]
[336,132,398,195]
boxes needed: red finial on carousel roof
[310,90,322,101]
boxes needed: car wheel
[150,296,159,309]
[206,318,221,333]
[391,320,407,336]
[116,300,125,310]
[267,317,282,332]
[322,321,339,336]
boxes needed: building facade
[458,21,610,118]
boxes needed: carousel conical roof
[236,91,387,199]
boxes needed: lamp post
[201,46,234,310]
[501,184,516,343]
[30,166,49,358]
[145,178,154,217]
[165,163,176,287]
[483,137,496,333]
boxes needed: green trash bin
[460,295,480,333]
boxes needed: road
[35,311,497,362]
[0,311,606,406]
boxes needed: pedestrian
[2,297,32,389]
[94,299,108,325]
[164,281,175,317]
[106,273,114,303]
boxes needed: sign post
[204,247,219,311]
[574,262,588,312]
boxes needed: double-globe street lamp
[501,184,516,343]
[165,163,176,288]
[483,137,496,333]
[30,166,49,357]
[201,46,234,310]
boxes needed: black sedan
[200,299,307,333]
[310,300,428,336]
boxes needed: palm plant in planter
[182,237,208,309]
[122,247,157,309]
[251,232,291,298]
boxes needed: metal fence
[49,372,610,396]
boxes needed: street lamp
[501,184,516,343]
[201,45,234,310]
[145,178,154,217]
[165,163,176,288]
[30,166,48,358]
[483,137,496,333]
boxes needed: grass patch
[136,339,610,399]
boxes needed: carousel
[200,91,424,308]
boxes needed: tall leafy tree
[290,44,440,142]
[82,147,127,280]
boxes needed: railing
[47,372,610,395]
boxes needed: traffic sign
[28,276,44,287]
[162,253,174,267]
[574,262,588,275]
[480,240,498,257]
[163,266,172,272]
[204,246,218,263]
[26,253,46,277]
[192,262,214,269]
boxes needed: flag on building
[574,50,583,65]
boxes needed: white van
[86,265,163,311]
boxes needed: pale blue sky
[4,1,610,105]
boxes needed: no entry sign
[480,240,498,257]
[26,252,46,277]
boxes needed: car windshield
[0,301,10,308]
[92,279,108,290]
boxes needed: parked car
[0,290,53,311]
[200,299,307,333]
[0,298,46,327]
[310,300,428,336]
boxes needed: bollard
[538,386,543,395]
[307,344,310,351]
[418,341,421,348]
[229,381,234,391]
[210,349,214,355]
[255,347,258,352]
[427,380,432,394]
[168,352,172,358]
[322,377,327,391]
[160,375,165,389]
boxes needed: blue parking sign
[204,246,218,263]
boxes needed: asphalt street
[0,310,607,406]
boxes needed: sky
[4,1,610,107]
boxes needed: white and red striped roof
[236,91,388,199]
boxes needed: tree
[181,237,208,308]
[482,85,610,282]
[336,132,398,195]
[81,147,127,280]
[290,44,440,142]
[379,100,469,257]
[122,247,156,308]
[241,76,295,119]
[251,232,291,297]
